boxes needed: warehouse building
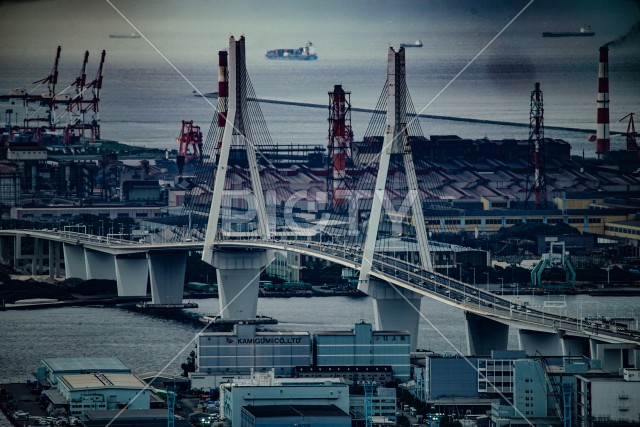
[56,373,150,416]
[240,405,350,427]
[575,369,640,426]
[220,370,349,427]
[197,323,311,377]
[315,322,411,381]
[36,357,131,386]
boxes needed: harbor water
[1,294,639,383]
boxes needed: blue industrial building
[240,405,351,427]
[419,353,480,400]
[315,322,411,382]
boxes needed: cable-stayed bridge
[1,37,638,371]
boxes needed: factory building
[315,322,411,382]
[489,359,554,426]
[55,373,150,416]
[0,161,21,208]
[419,353,481,401]
[265,250,301,282]
[220,370,349,427]
[294,365,393,384]
[36,357,131,386]
[10,205,167,220]
[240,405,351,427]
[121,180,161,203]
[197,323,311,377]
[81,409,192,427]
[415,351,555,417]
[350,387,397,423]
[575,369,640,426]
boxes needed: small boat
[542,26,594,37]
[109,33,141,39]
[400,39,423,48]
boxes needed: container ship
[542,26,594,37]
[109,33,141,39]
[266,41,317,60]
[400,39,423,48]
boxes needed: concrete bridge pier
[48,241,61,278]
[32,238,43,275]
[148,251,188,305]
[0,235,14,266]
[518,329,563,356]
[590,340,640,372]
[364,279,422,352]
[63,244,87,279]
[211,250,273,320]
[115,254,149,296]
[465,312,509,356]
[84,248,117,281]
[13,235,21,270]
[562,335,590,357]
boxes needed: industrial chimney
[596,46,610,156]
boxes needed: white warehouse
[220,370,349,427]
[56,373,150,416]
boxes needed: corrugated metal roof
[43,357,130,373]
[243,404,349,418]
[59,373,146,390]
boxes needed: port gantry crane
[176,120,204,175]
[620,113,638,153]
[0,46,105,145]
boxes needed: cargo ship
[109,33,141,39]
[266,41,317,60]
[400,39,423,48]
[542,26,594,37]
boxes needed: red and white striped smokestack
[596,46,610,156]
[328,84,351,206]
[533,82,542,207]
[217,50,229,140]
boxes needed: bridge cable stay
[175,40,473,284]
[175,37,282,245]
[322,47,459,285]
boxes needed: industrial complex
[2,31,640,427]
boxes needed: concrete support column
[48,241,59,278]
[211,250,272,320]
[54,242,60,278]
[63,244,87,279]
[518,329,562,356]
[115,254,149,297]
[13,235,21,270]
[363,279,421,352]
[84,249,117,281]
[0,235,13,265]
[148,252,188,304]
[561,336,590,357]
[590,340,639,372]
[465,312,509,356]
[31,238,37,275]
[32,238,42,275]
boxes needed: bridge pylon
[355,47,434,351]
[358,47,433,291]
[201,36,272,322]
